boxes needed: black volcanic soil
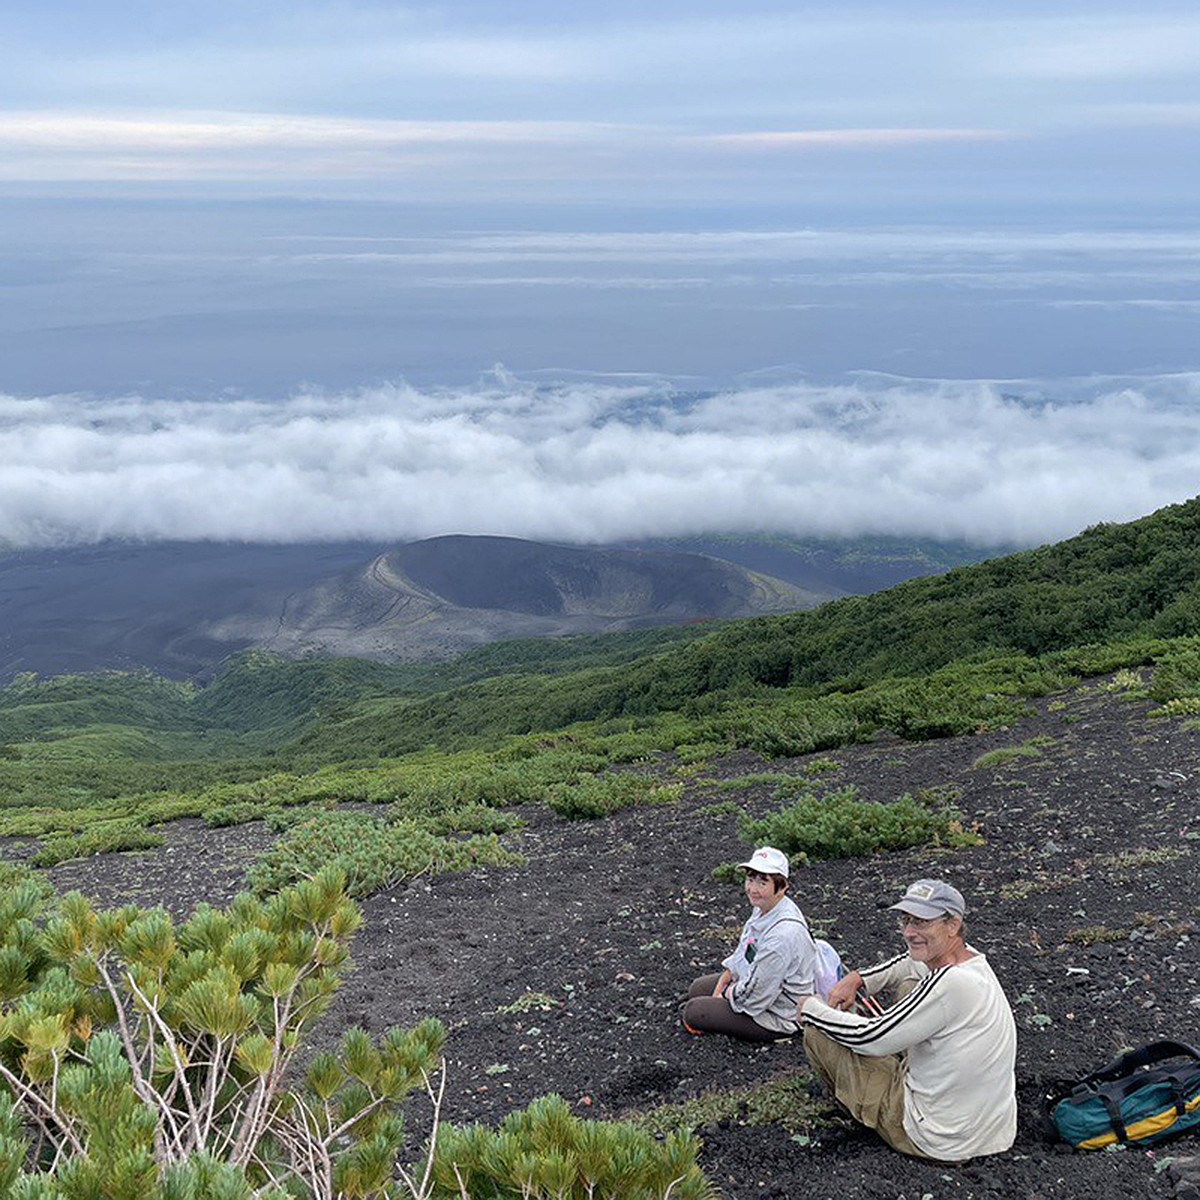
[19,676,1200,1199]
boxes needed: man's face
[898,912,961,967]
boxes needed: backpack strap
[1075,1041,1200,1089]
[1099,1091,1129,1145]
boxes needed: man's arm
[800,968,953,1057]
[825,969,863,1011]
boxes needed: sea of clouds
[1,370,1197,550]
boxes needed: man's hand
[827,969,864,1011]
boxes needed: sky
[2,1,1199,551]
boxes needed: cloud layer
[1,372,1195,550]
[3,4,1199,202]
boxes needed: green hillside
[1,496,1199,860]
[279,496,1200,760]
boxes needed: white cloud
[0,111,626,182]
[0,373,1195,550]
[269,227,1200,267]
[0,113,613,150]
[1043,299,1200,312]
[702,129,1016,149]
[994,19,1200,81]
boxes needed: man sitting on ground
[797,878,1017,1162]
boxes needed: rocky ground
[12,674,1200,1199]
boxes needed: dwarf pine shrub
[739,785,980,863]
[30,819,166,866]
[247,811,525,897]
[0,865,447,1199]
[732,701,865,759]
[546,774,683,820]
[204,800,284,828]
[427,1094,715,1199]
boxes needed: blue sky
[1,1,1199,549]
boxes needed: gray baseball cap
[889,879,966,920]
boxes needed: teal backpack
[1049,1040,1200,1150]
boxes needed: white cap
[737,846,790,878]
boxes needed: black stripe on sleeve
[804,967,951,1049]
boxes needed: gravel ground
[10,675,1200,1200]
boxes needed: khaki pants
[802,1025,929,1158]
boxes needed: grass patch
[494,990,559,1015]
[972,736,1057,771]
[1104,668,1147,694]
[1064,925,1126,946]
[1094,847,1188,879]
[629,1074,835,1138]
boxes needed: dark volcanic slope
[247,536,825,663]
[0,541,386,682]
[0,537,826,681]
[19,677,1200,1200]
[394,536,809,618]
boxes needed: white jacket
[721,895,817,1035]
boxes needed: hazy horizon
[3,1,1198,550]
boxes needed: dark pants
[680,973,787,1043]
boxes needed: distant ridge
[0,532,1013,684]
[214,536,826,665]
[0,535,849,683]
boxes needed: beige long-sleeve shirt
[800,950,1017,1160]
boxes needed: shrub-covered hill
[2,495,1200,803]
[3,502,1200,1198]
[281,495,1200,760]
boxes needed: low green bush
[547,774,683,820]
[739,785,980,863]
[429,1093,714,1199]
[674,740,727,764]
[204,800,280,828]
[30,819,166,866]
[734,703,866,758]
[424,803,525,836]
[247,811,525,897]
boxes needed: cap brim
[737,859,788,877]
[889,899,947,920]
